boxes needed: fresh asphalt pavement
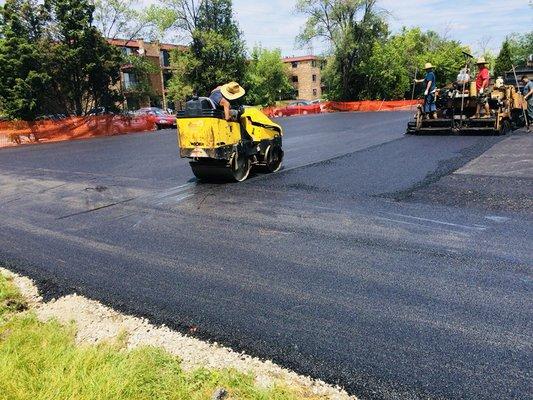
[0,111,531,399]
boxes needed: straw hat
[424,62,434,70]
[476,57,488,65]
[220,82,246,100]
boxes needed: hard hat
[476,57,488,65]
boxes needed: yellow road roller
[177,97,283,182]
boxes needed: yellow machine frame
[177,108,281,159]
[177,103,283,181]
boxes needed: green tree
[45,0,123,115]
[507,32,533,67]
[244,47,293,106]
[296,0,388,100]
[122,54,160,109]
[166,0,246,98]
[494,39,513,77]
[92,0,175,41]
[0,0,123,119]
[93,0,143,39]
[190,0,246,94]
[0,0,52,120]
[365,28,466,100]
[156,0,202,37]
[166,48,195,103]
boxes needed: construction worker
[474,57,491,118]
[414,63,437,119]
[209,81,246,121]
[522,75,533,123]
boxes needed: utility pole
[160,67,167,110]
[158,42,168,110]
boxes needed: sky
[231,0,532,57]
[1,0,531,57]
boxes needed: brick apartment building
[108,39,186,110]
[283,55,324,100]
[107,42,326,107]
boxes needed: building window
[312,74,317,82]
[163,72,172,87]
[311,60,317,68]
[292,62,298,68]
[121,47,134,56]
[313,89,318,97]
[160,50,171,67]
[123,72,138,90]
[292,75,298,83]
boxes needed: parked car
[86,107,112,116]
[35,114,69,121]
[273,100,322,117]
[309,99,328,111]
[135,107,176,129]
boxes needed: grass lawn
[0,273,304,400]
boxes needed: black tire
[264,145,283,173]
[231,152,251,182]
[190,152,251,183]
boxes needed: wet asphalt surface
[0,111,531,399]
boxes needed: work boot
[431,112,438,119]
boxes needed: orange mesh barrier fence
[262,100,421,117]
[0,115,157,148]
[326,100,420,112]
[261,107,276,118]
[262,104,323,118]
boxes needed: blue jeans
[423,93,437,114]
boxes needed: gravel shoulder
[0,267,354,400]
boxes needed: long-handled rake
[459,51,474,129]
[512,65,530,132]
[409,67,419,122]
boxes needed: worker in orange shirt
[474,57,491,118]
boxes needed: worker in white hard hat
[414,63,438,119]
[474,57,491,118]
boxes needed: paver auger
[177,97,283,182]
[407,81,527,136]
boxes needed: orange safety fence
[0,115,157,148]
[0,100,422,148]
[326,100,421,112]
[262,100,421,117]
